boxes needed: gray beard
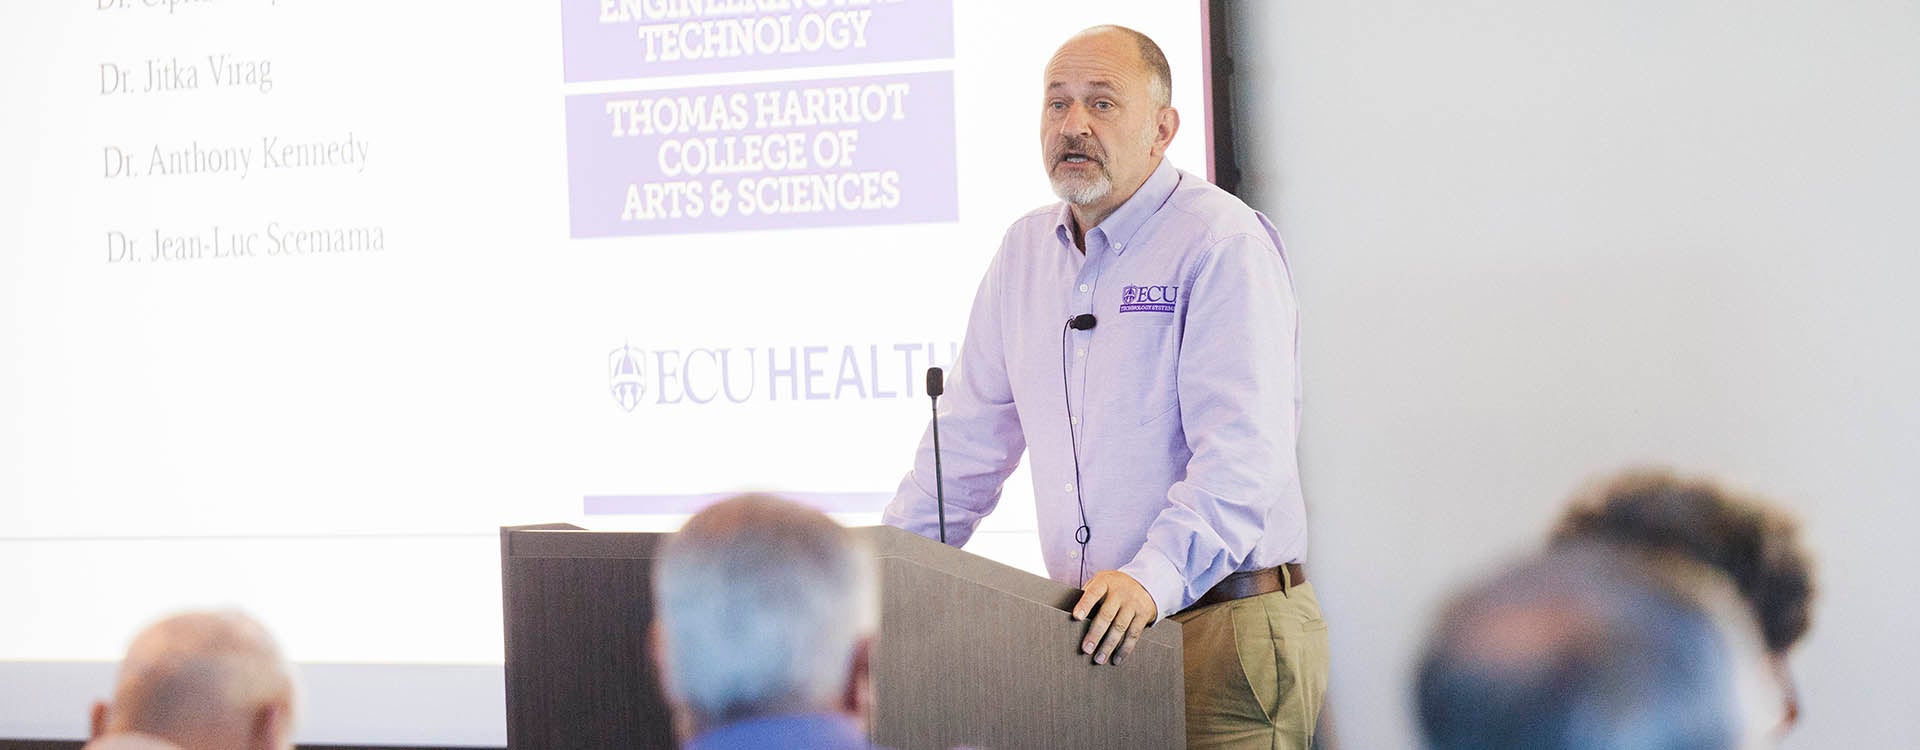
[1050,168,1113,206]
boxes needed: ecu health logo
[609,343,646,412]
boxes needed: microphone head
[1070,313,1098,331]
[925,366,944,398]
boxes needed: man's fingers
[1082,599,1118,654]
[1071,580,1108,621]
[1112,618,1148,666]
[1093,611,1133,665]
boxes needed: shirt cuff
[1117,547,1186,622]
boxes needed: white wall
[1225,2,1920,748]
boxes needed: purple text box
[565,70,958,238]
[562,0,955,82]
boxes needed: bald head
[92,611,294,750]
[1063,25,1171,108]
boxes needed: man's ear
[647,620,666,675]
[841,636,876,717]
[1771,653,1800,733]
[648,619,676,705]
[650,621,695,744]
[1152,107,1181,157]
[249,700,293,750]
[89,701,109,739]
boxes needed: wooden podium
[501,523,1186,749]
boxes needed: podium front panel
[503,523,1185,750]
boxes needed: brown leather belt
[1190,563,1306,611]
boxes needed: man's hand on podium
[1072,570,1159,666]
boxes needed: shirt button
[1064,482,1075,493]
[1071,416,1081,426]
[1078,283,1090,293]
[1076,347,1087,357]
[1068,550,1080,559]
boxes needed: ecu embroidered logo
[1119,284,1179,313]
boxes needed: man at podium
[883,24,1329,750]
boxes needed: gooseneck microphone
[926,366,948,545]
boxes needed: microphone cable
[1060,315,1095,585]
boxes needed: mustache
[1048,135,1106,165]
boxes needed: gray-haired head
[92,610,295,750]
[653,494,879,733]
[1416,544,1777,750]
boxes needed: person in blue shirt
[884,24,1328,749]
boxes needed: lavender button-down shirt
[884,159,1307,620]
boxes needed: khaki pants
[1171,581,1329,750]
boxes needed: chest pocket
[1092,313,1182,427]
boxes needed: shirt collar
[1053,157,1181,256]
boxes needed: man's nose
[1056,102,1093,136]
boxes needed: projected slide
[0,1,1212,742]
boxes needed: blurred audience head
[652,494,879,736]
[1417,544,1779,750]
[1552,468,1815,731]
[88,610,295,750]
